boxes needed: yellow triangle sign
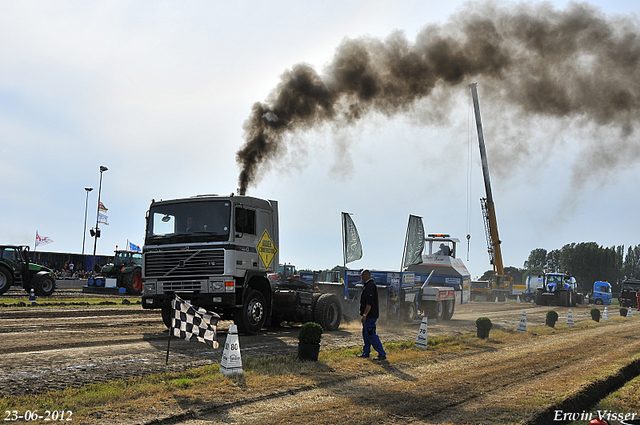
[256,229,278,270]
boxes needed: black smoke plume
[237,2,640,195]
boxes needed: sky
[1,0,639,279]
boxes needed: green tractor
[97,250,142,295]
[0,245,56,296]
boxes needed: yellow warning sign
[256,229,278,270]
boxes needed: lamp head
[100,166,108,172]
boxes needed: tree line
[481,242,640,293]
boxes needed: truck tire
[162,306,173,329]
[123,268,143,295]
[313,293,342,331]
[35,275,55,296]
[535,289,546,306]
[595,298,603,305]
[442,299,455,321]
[402,302,416,323]
[426,301,444,322]
[234,289,267,335]
[0,266,12,295]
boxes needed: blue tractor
[535,272,578,307]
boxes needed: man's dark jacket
[359,278,379,319]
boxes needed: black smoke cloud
[237,2,640,195]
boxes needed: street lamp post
[82,187,93,256]
[91,166,108,274]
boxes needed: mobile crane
[469,83,512,301]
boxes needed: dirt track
[0,296,612,398]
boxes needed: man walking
[357,269,387,361]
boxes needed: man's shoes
[372,356,387,361]
[356,353,370,358]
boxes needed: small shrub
[620,307,628,317]
[475,317,492,330]
[546,310,559,327]
[298,322,323,344]
[590,308,601,322]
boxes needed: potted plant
[298,322,323,361]
[620,307,629,317]
[590,308,601,322]
[545,310,559,328]
[476,317,492,339]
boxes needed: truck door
[256,209,277,272]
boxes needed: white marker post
[603,307,609,321]
[566,309,574,327]
[220,324,243,376]
[415,317,428,350]
[516,311,527,333]
[627,308,633,318]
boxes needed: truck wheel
[442,299,455,320]
[595,298,603,305]
[234,289,267,335]
[402,302,416,323]
[426,301,444,322]
[535,290,546,306]
[161,306,173,329]
[314,293,342,331]
[0,267,12,295]
[123,269,143,295]
[35,275,55,296]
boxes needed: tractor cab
[113,250,142,267]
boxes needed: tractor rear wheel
[313,293,342,331]
[123,268,143,294]
[557,291,568,307]
[0,267,12,295]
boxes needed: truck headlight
[209,280,224,292]
[144,283,156,294]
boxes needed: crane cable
[466,87,473,262]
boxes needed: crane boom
[469,83,511,299]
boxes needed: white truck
[141,194,342,334]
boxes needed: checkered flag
[170,295,220,349]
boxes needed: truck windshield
[146,200,231,245]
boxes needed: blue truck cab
[591,281,612,305]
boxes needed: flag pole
[166,296,174,365]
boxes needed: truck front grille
[145,248,224,279]
[162,281,205,292]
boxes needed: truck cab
[591,281,612,305]
[142,194,279,334]
[405,234,471,305]
[619,278,640,308]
